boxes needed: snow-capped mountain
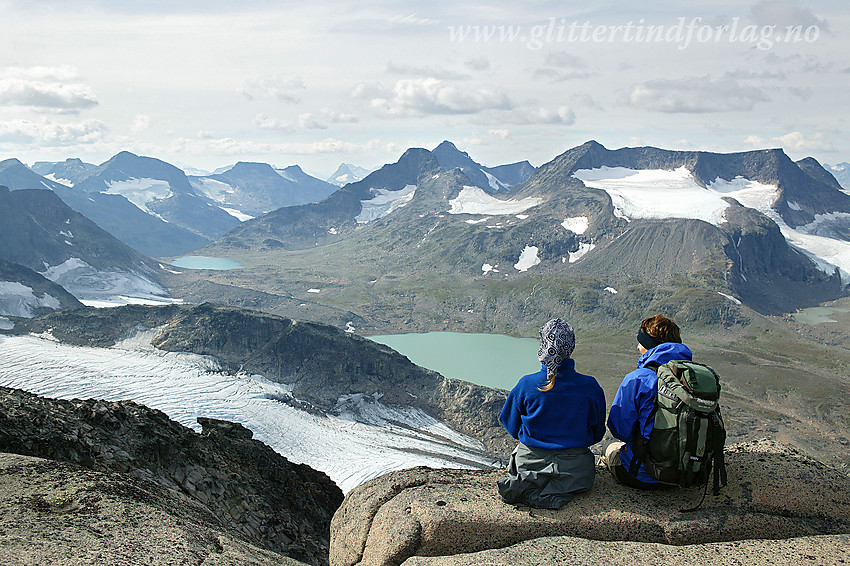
[0,156,217,258]
[202,141,848,320]
[29,158,97,186]
[71,151,241,243]
[192,162,339,218]
[825,162,850,193]
[0,304,509,491]
[0,185,170,312]
[432,140,535,192]
[328,163,371,186]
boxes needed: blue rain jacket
[607,342,693,483]
[499,359,606,451]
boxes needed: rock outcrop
[0,387,343,566]
[330,440,850,566]
[0,452,306,566]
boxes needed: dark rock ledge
[0,386,343,566]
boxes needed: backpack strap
[682,408,699,488]
[710,410,727,495]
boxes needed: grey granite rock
[330,440,850,566]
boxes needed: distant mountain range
[1,153,343,257]
[0,185,169,318]
[199,140,849,325]
[327,163,371,186]
[192,161,339,218]
[825,162,850,193]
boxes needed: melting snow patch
[562,216,589,234]
[104,178,174,215]
[465,217,490,224]
[573,167,728,225]
[307,288,321,293]
[80,296,183,308]
[514,246,540,272]
[604,287,618,294]
[717,292,742,305]
[515,214,529,220]
[481,263,499,274]
[787,201,803,211]
[0,282,61,318]
[448,186,542,216]
[221,207,254,222]
[0,317,13,331]
[40,258,169,302]
[356,184,417,223]
[45,174,73,187]
[569,242,595,263]
[158,263,183,274]
[328,227,338,235]
[345,321,356,333]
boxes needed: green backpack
[631,360,728,497]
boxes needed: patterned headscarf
[537,318,575,374]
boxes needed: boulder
[330,440,850,566]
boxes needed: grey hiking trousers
[497,442,595,509]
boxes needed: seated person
[603,314,692,489]
[497,318,606,509]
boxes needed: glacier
[0,329,496,493]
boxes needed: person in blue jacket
[497,318,606,509]
[603,314,693,488]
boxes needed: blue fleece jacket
[607,342,693,483]
[499,358,606,451]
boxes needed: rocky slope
[0,452,306,566]
[330,440,850,566]
[0,185,167,302]
[0,386,342,565]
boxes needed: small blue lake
[170,256,244,270]
[369,332,541,391]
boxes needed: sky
[0,0,847,178]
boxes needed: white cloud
[130,113,150,133]
[367,78,512,116]
[239,74,305,103]
[169,135,396,156]
[319,108,358,124]
[750,0,828,30]
[480,106,575,126]
[0,118,106,145]
[298,113,327,130]
[386,62,470,80]
[254,113,294,132]
[254,108,357,133]
[0,66,97,112]
[629,76,769,113]
[464,58,491,72]
[744,131,834,153]
[543,52,588,69]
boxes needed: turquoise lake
[369,332,541,391]
[170,256,244,270]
